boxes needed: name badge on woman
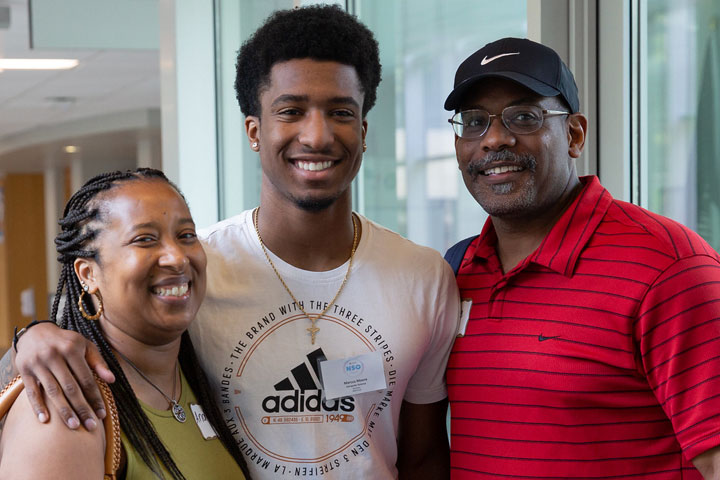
[190,404,218,440]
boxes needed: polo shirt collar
[466,175,613,277]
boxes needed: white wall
[159,0,219,228]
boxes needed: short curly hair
[235,4,382,118]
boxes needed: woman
[0,168,250,479]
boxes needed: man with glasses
[443,37,720,478]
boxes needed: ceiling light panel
[0,59,79,70]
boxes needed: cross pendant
[307,323,320,344]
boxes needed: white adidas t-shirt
[190,210,460,479]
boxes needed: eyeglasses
[448,105,569,138]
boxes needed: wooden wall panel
[0,174,48,349]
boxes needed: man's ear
[567,113,588,159]
[454,135,464,171]
[73,258,98,293]
[245,116,260,151]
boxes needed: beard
[293,193,341,212]
[464,150,539,218]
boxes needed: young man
[444,37,720,478]
[7,6,459,479]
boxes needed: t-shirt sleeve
[403,259,461,404]
[636,254,720,461]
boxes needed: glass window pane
[356,0,526,251]
[645,0,720,250]
[216,0,301,220]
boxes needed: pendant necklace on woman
[114,349,186,423]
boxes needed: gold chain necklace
[252,207,358,344]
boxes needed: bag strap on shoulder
[444,235,479,276]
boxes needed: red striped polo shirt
[447,176,720,479]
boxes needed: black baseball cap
[444,37,579,113]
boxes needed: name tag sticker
[319,351,387,401]
[458,299,473,337]
[190,403,218,440]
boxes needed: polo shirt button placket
[488,282,506,322]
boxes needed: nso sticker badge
[319,351,386,400]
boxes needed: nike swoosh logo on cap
[480,52,520,65]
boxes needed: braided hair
[53,168,251,480]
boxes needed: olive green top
[121,369,245,479]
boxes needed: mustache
[466,151,537,177]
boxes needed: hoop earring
[78,289,103,321]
